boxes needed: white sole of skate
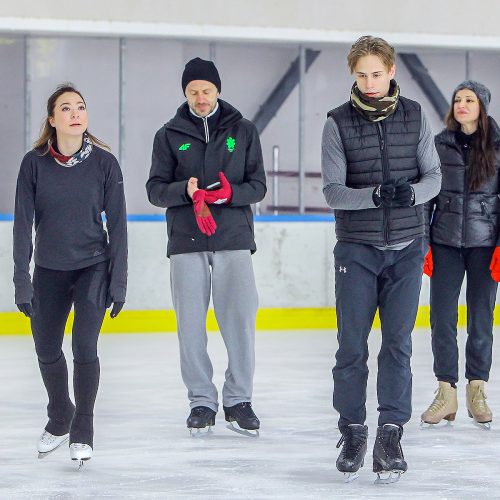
[374,470,403,484]
[226,422,259,438]
[37,433,69,459]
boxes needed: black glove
[373,179,396,207]
[110,302,124,318]
[17,303,33,317]
[106,293,124,319]
[392,177,415,207]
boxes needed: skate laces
[381,426,404,460]
[471,387,489,410]
[40,431,56,444]
[237,402,256,417]
[427,388,446,413]
[192,407,207,416]
[336,427,366,458]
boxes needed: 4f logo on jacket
[338,266,347,273]
[226,137,236,153]
[178,143,191,151]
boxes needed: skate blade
[374,471,402,484]
[420,420,453,430]
[71,457,91,471]
[468,410,492,430]
[226,422,259,438]
[472,420,491,431]
[189,426,213,438]
[343,471,359,483]
[37,435,69,459]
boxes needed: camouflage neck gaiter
[350,79,400,122]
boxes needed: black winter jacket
[146,100,266,256]
[429,117,500,248]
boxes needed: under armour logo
[339,266,347,273]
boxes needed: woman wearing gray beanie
[421,80,500,429]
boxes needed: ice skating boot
[335,424,368,482]
[223,402,260,437]
[420,381,458,426]
[373,424,407,484]
[37,430,69,458]
[187,406,216,436]
[466,380,492,430]
[37,354,75,459]
[70,359,99,469]
[70,443,93,468]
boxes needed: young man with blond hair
[321,36,441,483]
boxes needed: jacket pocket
[432,197,451,227]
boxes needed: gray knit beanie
[453,80,491,113]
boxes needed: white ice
[1,328,499,499]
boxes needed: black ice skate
[373,424,407,484]
[223,402,260,437]
[187,406,216,436]
[336,424,368,482]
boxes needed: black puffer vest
[430,117,500,248]
[328,96,423,246]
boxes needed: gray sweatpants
[170,250,258,411]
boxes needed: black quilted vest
[430,118,500,248]
[328,96,424,246]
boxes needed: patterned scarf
[49,134,93,167]
[350,80,400,122]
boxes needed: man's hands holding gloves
[373,177,415,208]
[189,172,233,236]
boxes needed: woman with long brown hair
[13,83,127,465]
[421,81,500,429]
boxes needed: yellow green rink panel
[1,305,499,335]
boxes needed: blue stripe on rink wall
[128,214,335,222]
[1,213,335,223]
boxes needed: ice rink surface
[1,327,499,499]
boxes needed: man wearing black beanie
[146,57,266,437]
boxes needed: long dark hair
[33,83,109,154]
[445,97,496,191]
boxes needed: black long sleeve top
[13,146,128,304]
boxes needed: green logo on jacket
[178,143,191,151]
[226,137,236,153]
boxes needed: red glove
[423,247,433,277]
[204,172,232,205]
[192,190,217,236]
[489,247,500,282]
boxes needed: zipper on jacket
[202,117,209,143]
[462,150,469,246]
[377,121,390,245]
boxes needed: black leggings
[430,244,497,383]
[31,261,108,364]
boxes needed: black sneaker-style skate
[186,406,216,436]
[336,424,368,483]
[373,424,407,484]
[223,402,260,437]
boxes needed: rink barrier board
[0,305,497,334]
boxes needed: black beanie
[182,57,221,94]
